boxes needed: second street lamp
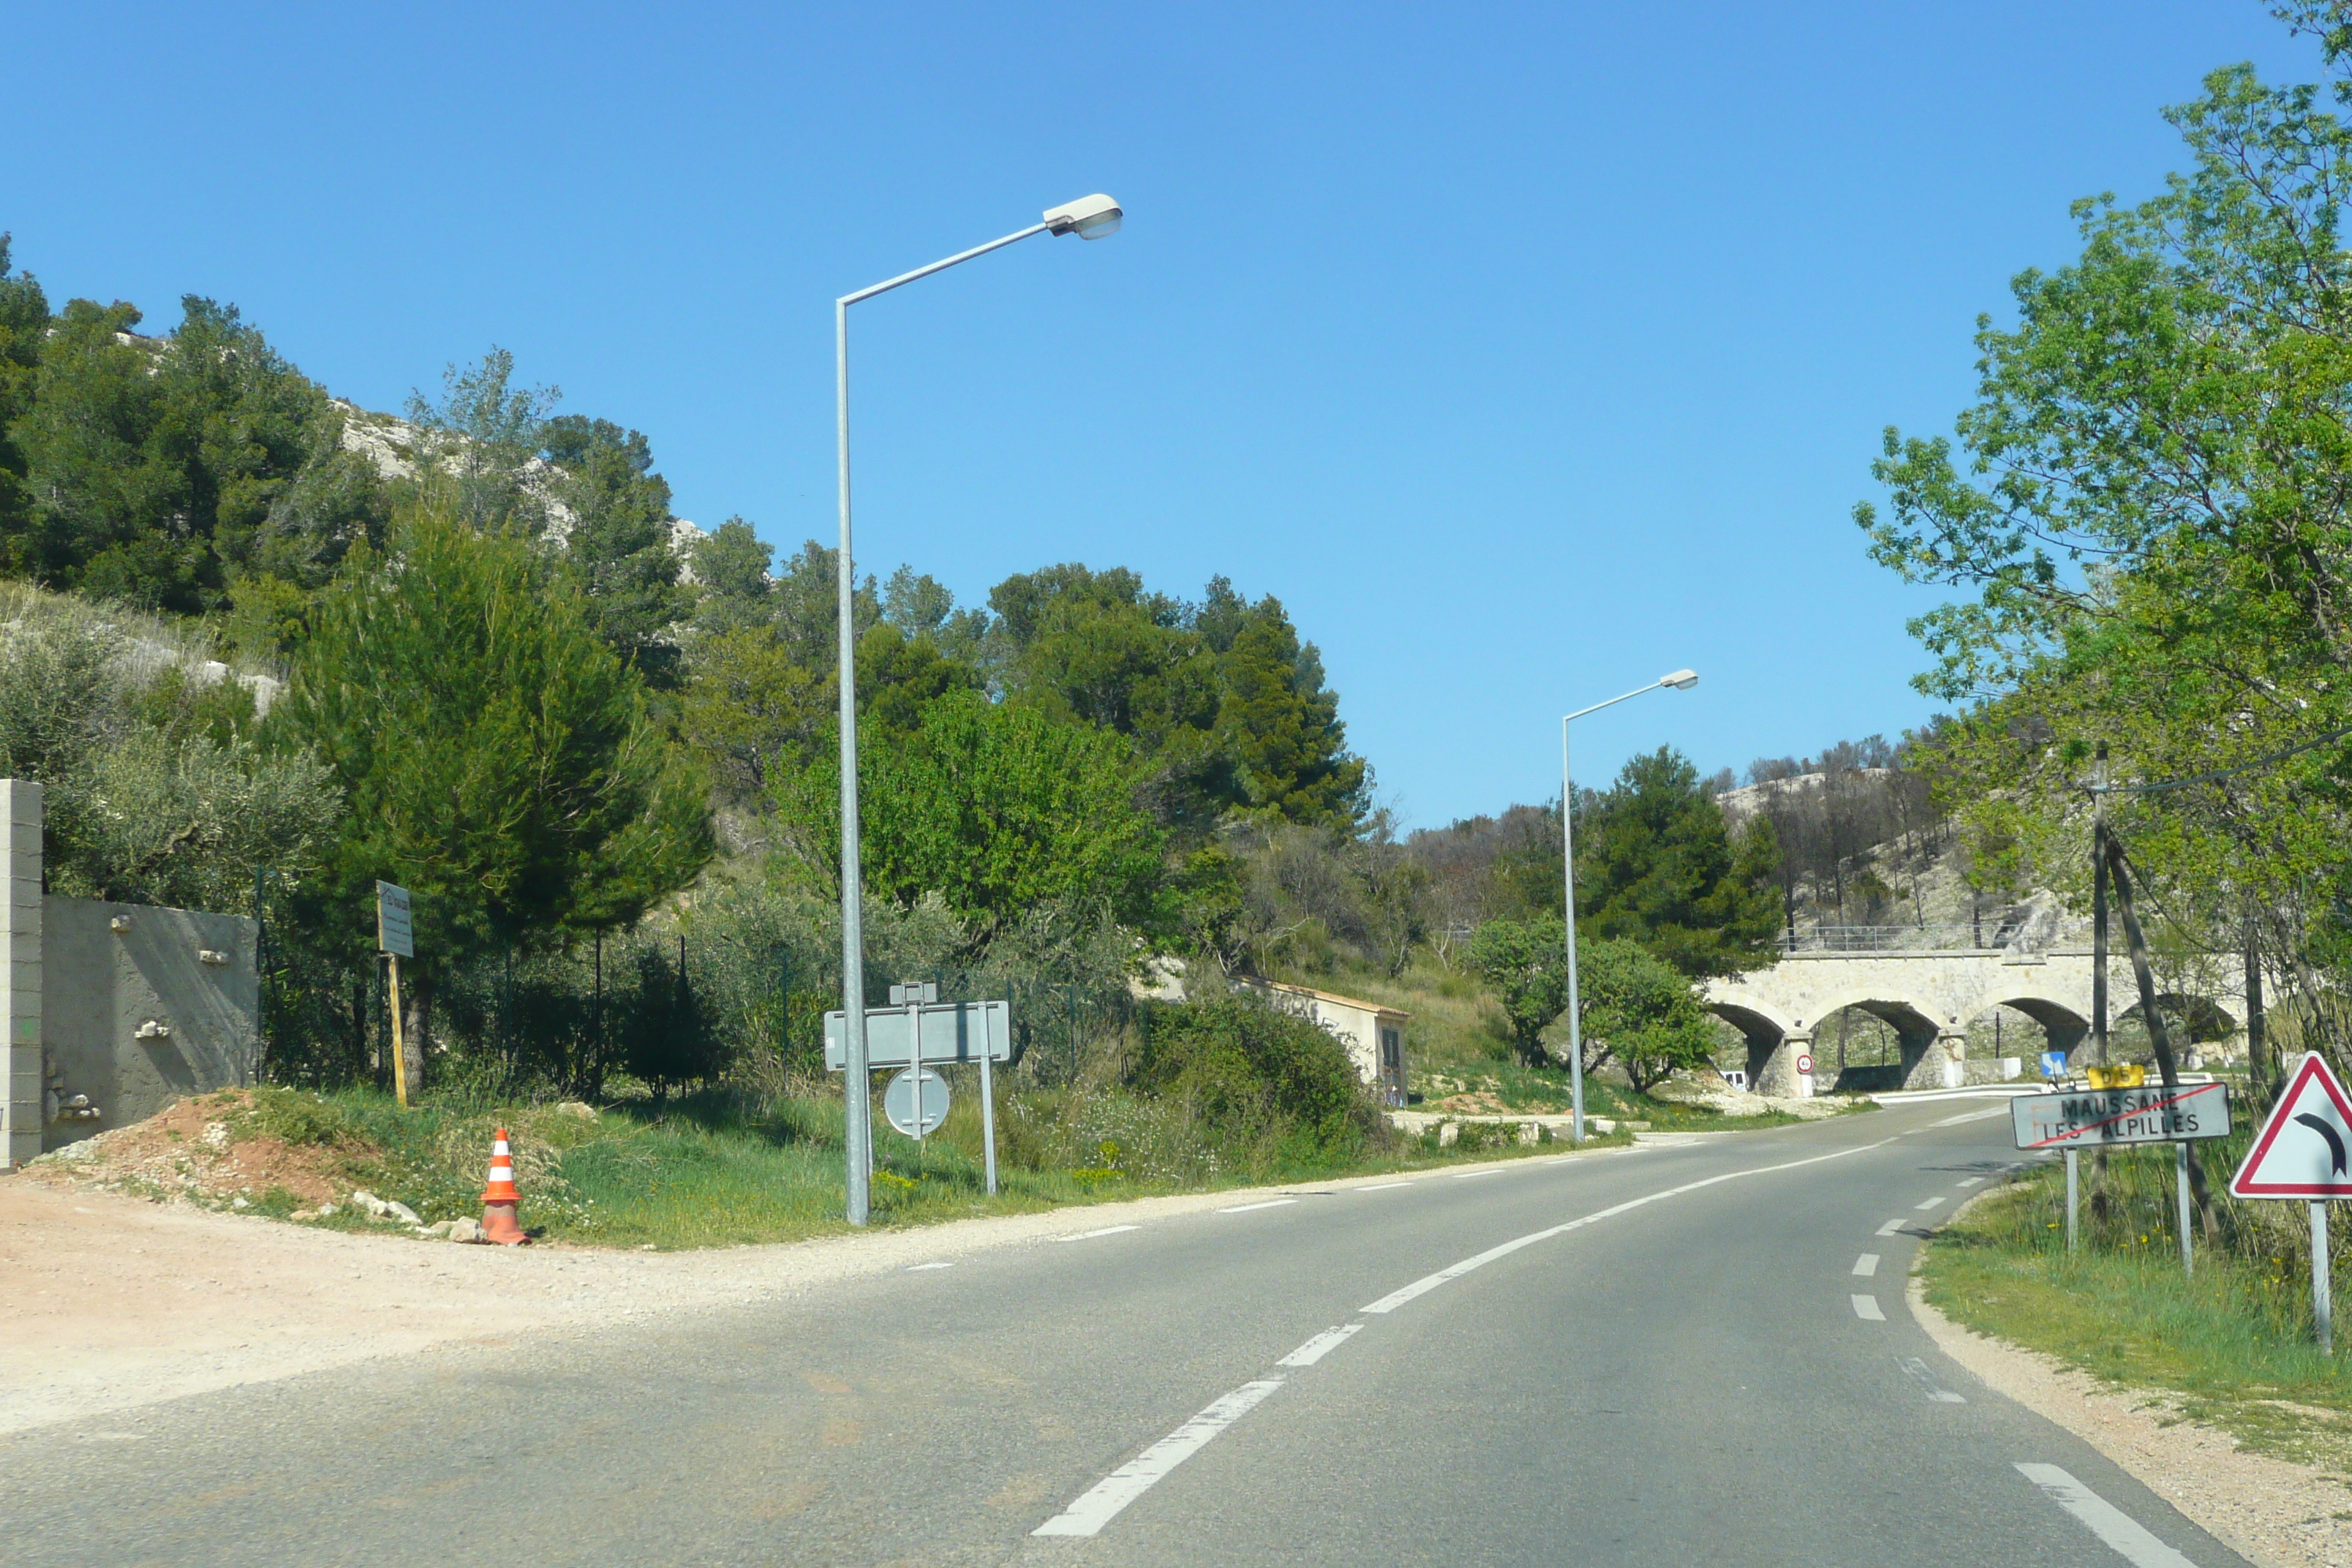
[1561,668,1698,1144]
[834,195,1123,1227]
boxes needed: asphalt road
[8,1099,2245,1567]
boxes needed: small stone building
[1235,978,1409,1107]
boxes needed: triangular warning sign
[2232,1052,2352,1198]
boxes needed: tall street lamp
[1561,668,1698,1144]
[834,193,1124,1226]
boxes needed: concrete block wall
[0,780,261,1169]
[1,782,41,1168]
[42,897,260,1149]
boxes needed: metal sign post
[978,1002,998,1196]
[375,881,415,1109]
[2012,1080,2231,1270]
[2229,1052,2352,1352]
[2065,1150,2078,1254]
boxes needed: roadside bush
[1128,994,1375,1160]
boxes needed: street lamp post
[1561,669,1698,1144]
[834,194,1123,1226]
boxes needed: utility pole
[2092,744,2109,1068]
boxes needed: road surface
[6,1098,2240,1567]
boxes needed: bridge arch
[1957,995,2089,1068]
[1806,996,1953,1093]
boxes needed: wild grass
[1923,1131,2352,1469]
[221,1077,1610,1250]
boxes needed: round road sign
[1795,1053,1814,1076]
[883,1066,951,1137]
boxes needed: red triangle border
[2231,1052,2352,1198]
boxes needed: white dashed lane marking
[1276,1324,1363,1367]
[1877,1217,1905,1236]
[2015,1463,2196,1567]
[1033,1381,1286,1537]
[1915,1196,1945,1212]
[1452,1169,1502,1180]
[906,1262,954,1271]
[1956,1177,1985,1188]
[1852,1254,1880,1277]
[1897,1357,1966,1403]
[1218,1199,1298,1215]
[1851,1295,1885,1322]
[1355,1182,1414,1192]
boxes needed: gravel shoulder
[2,1143,1631,1436]
[1909,1266,2345,1568]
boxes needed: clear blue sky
[4,2,2313,827]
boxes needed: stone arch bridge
[1703,943,2247,1097]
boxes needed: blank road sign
[824,1000,1011,1070]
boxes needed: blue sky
[4,3,2313,826]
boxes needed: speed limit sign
[1795,1052,1814,1075]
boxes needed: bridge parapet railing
[1777,923,2092,954]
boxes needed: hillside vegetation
[1,231,1828,1229]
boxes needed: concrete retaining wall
[0,782,260,1166]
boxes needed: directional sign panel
[824,1000,1011,1070]
[2232,1052,2352,1198]
[2010,1082,2231,1151]
[375,881,413,958]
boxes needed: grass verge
[1922,1146,2352,1471]
[69,1083,1635,1251]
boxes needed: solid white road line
[1218,1199,1298,1214]
[1276,1324,1363,1367]
[1851,1294,1885,1322]
[906,1262,954,1271]
[1058,1225,1140,1243]
[2014,1463,2196,1568]
[1897,1356,1967,1403]
[1852,1254,1880,1277]
[1877,1218,1906,1236]
[1355,1182,1414,1192]
[1452,1169,1503,1180]
[1032,1380,1286,1537]
[1355,1138,1900,1316]
[1956,1177,1986,1188]
[1930,1107,2010,1127]
[1915,1196,1945,1211]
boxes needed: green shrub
[1129,995,1373,1158]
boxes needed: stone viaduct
[1703,941,2247,1098]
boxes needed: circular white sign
[883,1066,951,1137]
[1795,1053,1814,1076]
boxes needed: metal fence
[1777,921,2092,953]
[255,913,1134,1100]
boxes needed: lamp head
[1662,669,1699,690]
[1044,193,1123,240]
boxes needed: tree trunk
[2106,835,2218,1240]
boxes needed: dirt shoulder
[2,1142,1641,1436]
[1909,1272,2345,1568]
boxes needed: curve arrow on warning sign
[2232,1052,2352,1199]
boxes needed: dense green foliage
[1127,993,1374,1158]
[1855,1,2352,1052]
[770,689,1166,931]
[275,498,712,962]
[0,584,337,909]
[1573,747,1782,979]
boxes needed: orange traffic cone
[480,1127,527,1245]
